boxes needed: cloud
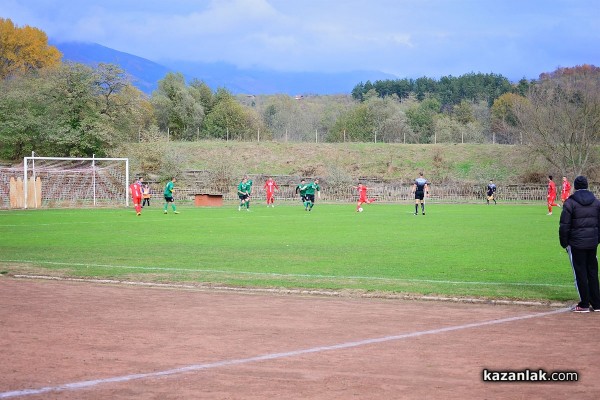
[3,0,599,80]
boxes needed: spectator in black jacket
[559,175,600,313]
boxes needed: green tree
[328,102,373,142]
[203,88,267,141]
[45,63,111,156]
[351,81,366,101]
[405,97,441,143]
[414,77,437,101]
[152,73,204,140]
[0,62,144,159]
[514,78,531,97]
[453,100,476,124]
[92,63,152,143]
[0,73,49,158]
[352,72,512,108]
[44,63,144,156]
[189,79,215,115]
[328,93,412,143]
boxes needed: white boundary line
[0,259,572,288]
[0,308,568,399]
[9,275,570,307]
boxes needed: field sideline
[0,202,575,303]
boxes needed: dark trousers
[142,198,150,207]
[567,246,600,309]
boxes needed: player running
[486,179,497,205]
[163,177,179,214]
[237,176,252,211]
[295,179,307,206]
[263,176,279,207]
[129,179,143,216]
[560,176,571,206]
[547,175,559,215]
[411,172,429,215]
[303,179,321,211]
[355,183,376,212]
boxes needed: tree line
[1,18,599,177]
[351,73,529,106]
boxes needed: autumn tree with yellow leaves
[0,18,61,79]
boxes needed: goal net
[21,156,129,209]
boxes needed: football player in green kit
[246,176,253,209]
[237,176,252,211]
[303,179,321,211]
[295,179,307,206]
[163,177,179,214]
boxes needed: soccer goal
[22,155,130,209]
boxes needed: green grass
[0,202,575,302]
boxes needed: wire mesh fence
[1,167,596,208]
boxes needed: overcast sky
[3,0,599,80]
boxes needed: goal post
[23,155,130,209]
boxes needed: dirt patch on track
[1,277,598,399]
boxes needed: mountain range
[52,41,397,96]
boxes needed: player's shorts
[238,194,249,201]
[164,195,174,203]
[300,195,307,202]
[359,195,368,203]
[561,195,569,202]
[131,196,142,204]
[306,194,315,203]
[414,190,425,200]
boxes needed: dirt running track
[1,277,599,399]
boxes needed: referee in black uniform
[411,172,429,215]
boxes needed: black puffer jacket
[559,189,600,249]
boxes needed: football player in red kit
[560,176,572,206]
[355,183,376,212]
[129,180,143,216]
[263,177,279,207]
[547,175,559,215]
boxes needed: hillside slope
[117,142,556,185]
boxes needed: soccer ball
[358,207,364,212]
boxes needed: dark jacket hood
[571,189,597,206]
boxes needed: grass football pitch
[0,202,575,303]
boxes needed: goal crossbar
[23,156,130,209]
